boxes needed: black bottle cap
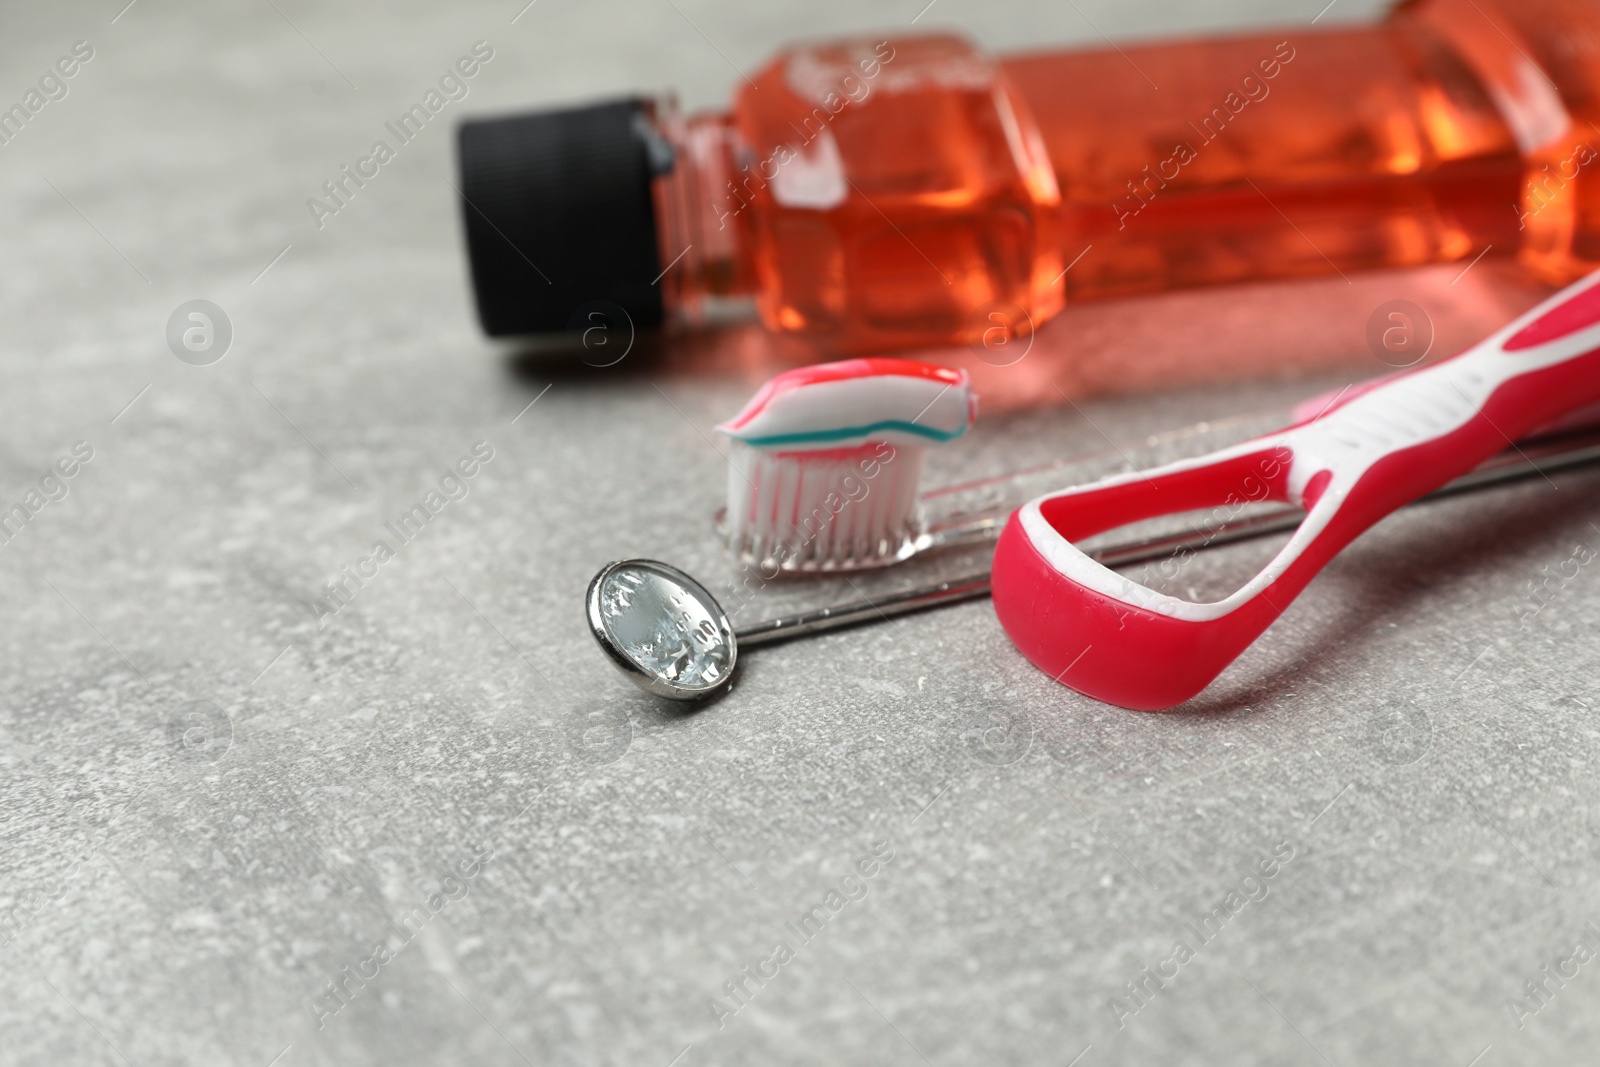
[456,98,672,337]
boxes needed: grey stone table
[3,1,1598,1065]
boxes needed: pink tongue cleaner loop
[995,270,1600,710]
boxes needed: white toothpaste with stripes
[716,358,976,571]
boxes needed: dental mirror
[586,557,994,700]
[586,559,739,700]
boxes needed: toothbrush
[994,268,1600,710]
[714,355,1600,578]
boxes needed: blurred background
[3,2,1599,1066]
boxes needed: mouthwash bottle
[457,0,1600,353]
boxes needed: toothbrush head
[716,359,976,572]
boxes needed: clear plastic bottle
[456,0,1600,353]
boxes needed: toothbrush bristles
[725,441,926,572]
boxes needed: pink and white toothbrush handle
[992,270,1600,711]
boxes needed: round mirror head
[586,559,737,700]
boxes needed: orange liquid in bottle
[652,0,1600,352]
[657,37,1064,353]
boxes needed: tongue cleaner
[993,269,1600,710]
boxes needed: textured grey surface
[3,1,1599,1066]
